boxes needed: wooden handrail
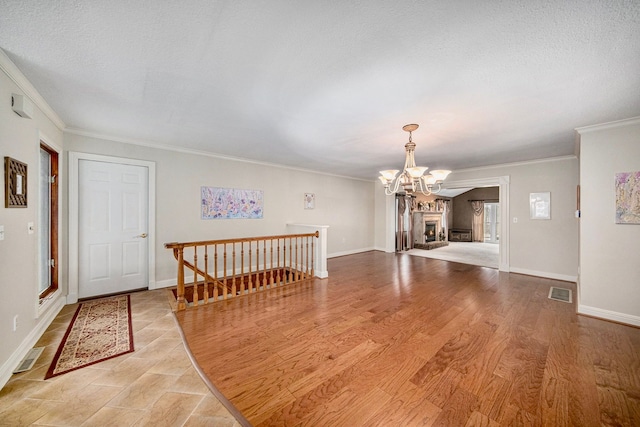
[164,232,319,250]
[165,231,319,310]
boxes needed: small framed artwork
[530,192,550,220]
[5,157,28,208]
[304,193,315,209]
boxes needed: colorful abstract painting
[615,171,640,224]
[201,187,263,219]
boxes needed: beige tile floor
[0,290,241,427]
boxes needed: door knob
[136,233,148,238]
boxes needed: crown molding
[0,48,65,130]
[575,116,640,134]
[451,155,578,174]
[65,127,373,183]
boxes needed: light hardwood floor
[176,251,640,426]
[0,290,240,426]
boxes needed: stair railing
[165,231,318,310]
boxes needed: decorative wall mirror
[5,156,28,207]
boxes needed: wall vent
[13,347,44,374]
[548,287,572,303]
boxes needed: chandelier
[378,124,451,195]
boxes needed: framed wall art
[5,156,28,208]
[529,192,550,220]
[615,171,640,224]
[304,193,315,209]
[201,186,263,219]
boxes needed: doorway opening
[394,176,509,271]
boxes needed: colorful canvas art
[201,187,263,219]
[615,171,640,224]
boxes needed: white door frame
[68,152,156,303]
[441,176,510,271]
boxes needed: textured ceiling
[1,1,639,179]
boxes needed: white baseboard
[154,278,179,289]
[328,247,376,258]
[0,295,66,389]
[509,267,577,283]
[578,304,640,327]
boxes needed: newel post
[176,247,186,310]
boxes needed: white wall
[0,55,65,386]
[64,132,376,286]
[577,117,640,326]
[374,156,580,280]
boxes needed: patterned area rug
[45,294,134,379]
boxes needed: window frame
[39,142,59,301]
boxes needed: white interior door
[78,160,149,298]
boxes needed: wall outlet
[13,315,18,332]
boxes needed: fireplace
[412,211,445,245]
[425,221,437,242]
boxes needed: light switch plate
[27,222,35,234]
[0,225,4,240]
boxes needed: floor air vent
[548,287,572,303]
[13,347,44,374]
